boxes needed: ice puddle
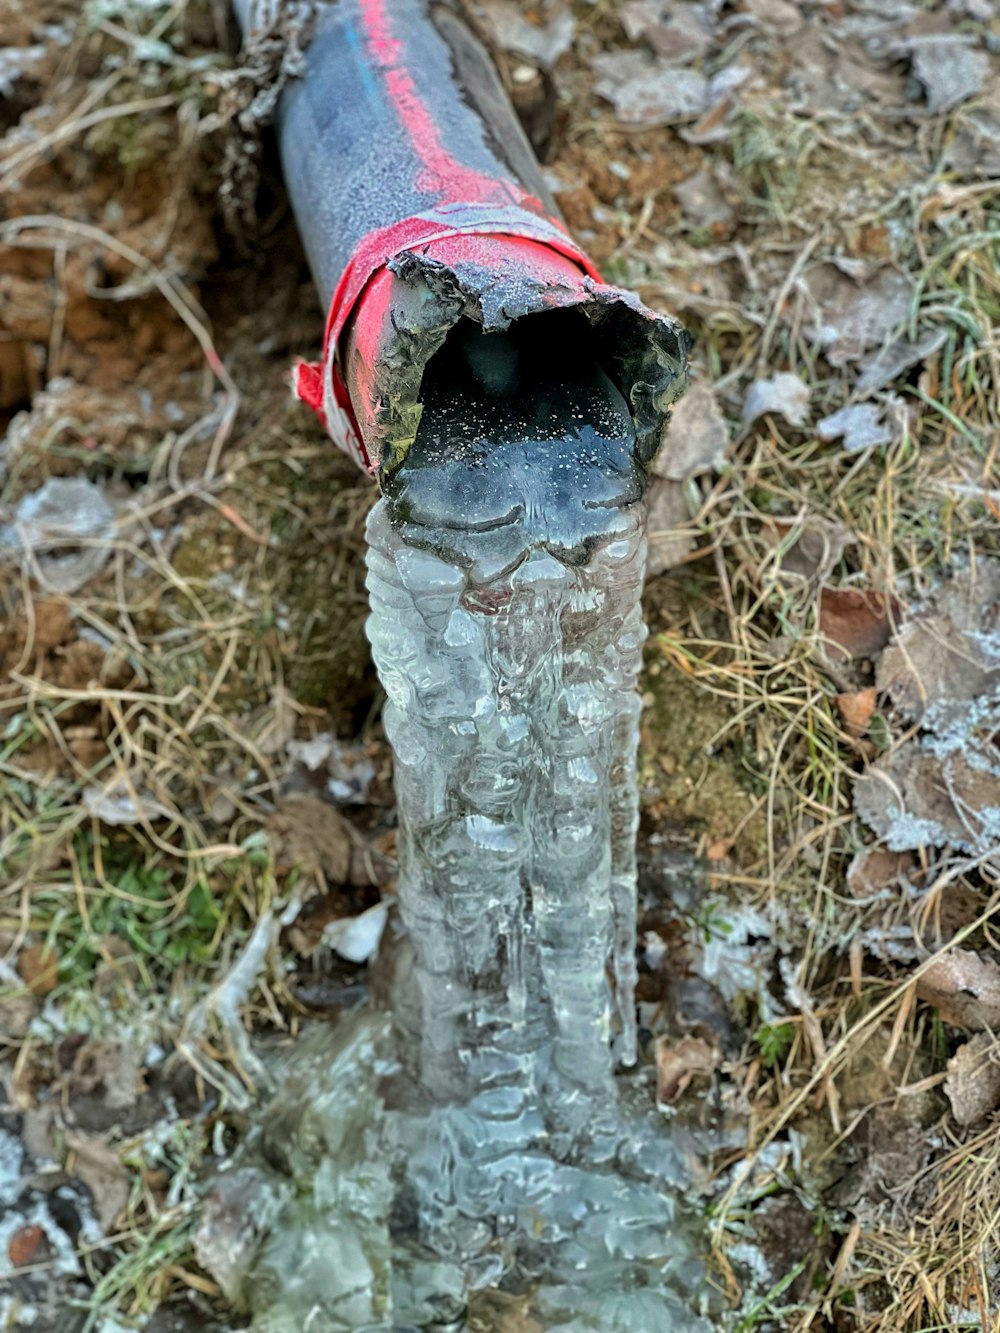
[198,325,714,1332]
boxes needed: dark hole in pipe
[383,308,644,572]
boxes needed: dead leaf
[476,0,575,68]
[65,1131,130,1232]
[818,588,898,661]
[592,50,708,124]
[18,941,59,996]
[877,613,1000,725]
[802,265,912,367]
[655,1034,718,1105]
[916,949,1000,1032]
[680,91,738,144]
[655,380,730,480]
[944,1033,1000,1125]
[620,1,712,63]
[817,402,896,453]
[68,1038,144,1110]
[645,478,696,577]
[0,476,119,594]
[854,328,947,395]
[846,847,915,899]
[854,747,1000,858]
[285,732,377,804]
[81,776,173,826]
[673,168,734,230]
[0,992,34,1040]
[268,793,382,889]
[834,687,877,737]
[855,563,1000,856]
[744,0,803,34]
[907,34,990,114]
[741,373,810,428]
[758,516,853,585]
[946,101,1000,175]
[254,685,300,756]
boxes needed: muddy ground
[1,0,999,1329]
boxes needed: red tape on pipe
[294,203,603,472]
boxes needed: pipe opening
[382,309,644,576]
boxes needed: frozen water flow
[199,318,711,1330]
[365,319,711,1325]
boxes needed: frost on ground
[1,0,999,1330]
[855,560,1000,858]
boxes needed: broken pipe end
[297,219,691,480]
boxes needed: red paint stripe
[358,0,531,207]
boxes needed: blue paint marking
[344,19,383,108]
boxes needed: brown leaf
[854,749,1000,858]
[705,838,734,862]
[268,793,381,890]
[819,588,899,661]
[846,847,915,898]
[65,1132,130,1232]
[916,949,1000,1031]
[877,612,1000,723]
[801,265,912,367]
[645,478,695,577]
[834,687,877,737]
[68,1039,143,1110]
[18,942,59,996]
[655,1034,718,1105]
[944,1033,1000,1125]
[757,516,853,584]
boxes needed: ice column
[365,452,649,1203]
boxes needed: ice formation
[199,317,711,1330]
[363,318,711,1327]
